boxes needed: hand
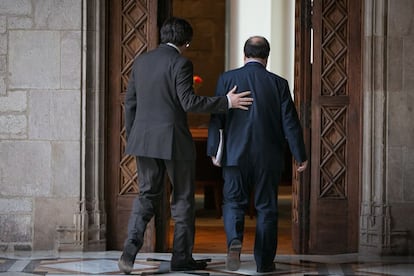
[211,156,221,167]
[227,85,253,110]
[297,160,308,172]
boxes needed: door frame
[101,0,363,254]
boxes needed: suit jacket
[125,44,228,160]
[207,61,307,169]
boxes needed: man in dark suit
[207,36,308,273]
[118,17,253,274]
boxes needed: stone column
[56,0,106,251]
[360,0,409,255]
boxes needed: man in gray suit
[207,36,308,273]
[118,17,253,274]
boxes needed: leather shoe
[170,258,207,271]
[118,253,134,274]
[226,239,242,271]
[257,263,276,273]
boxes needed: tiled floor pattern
[1,251,413,275]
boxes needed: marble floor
[2,188,412,275]
[1,250,414,275]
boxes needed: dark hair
[160,17,193,47]
[244,36,270,59]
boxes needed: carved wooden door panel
[309,0,362,253]
[106,0,159,250]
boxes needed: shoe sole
[118,257,133,274]
[226,239,242,271]
[171,260,208,271]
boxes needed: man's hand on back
[227,85,253,110]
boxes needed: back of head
[244,36,270,59]
[160,17,193,47]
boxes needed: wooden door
[292,0,312,254]
[105,0,165,251]
[308,0,362,253]
[292,0,362,254]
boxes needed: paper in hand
[213,129,223,166]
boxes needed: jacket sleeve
[280,80,307,163]
[175,58,228,113]
[125,62,137,139]
[207,76,227,157]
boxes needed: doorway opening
[168,0,296,254]
[105,0,362,254]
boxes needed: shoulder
[264,70,288,87]
[220,67,244,79]
[137,45,179,60]
[272,73,288,83]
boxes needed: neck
[244,57,267,67]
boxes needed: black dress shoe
[118,242,138,274]
[118,253,134,274]
[257,263,276,273]
[226,239,242,271]
[170,258,207,271]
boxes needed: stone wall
[386,0,414,254]
[0,0,82,251]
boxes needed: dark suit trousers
[222,164,281,270]
[126,156,196,261]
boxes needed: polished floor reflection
[2,189,412,275]
[1,251,414,275]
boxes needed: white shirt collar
[245,58,266,67]
[166,42,181,54]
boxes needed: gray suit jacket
[125,44,228,160]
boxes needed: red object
[193,75,203,84]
